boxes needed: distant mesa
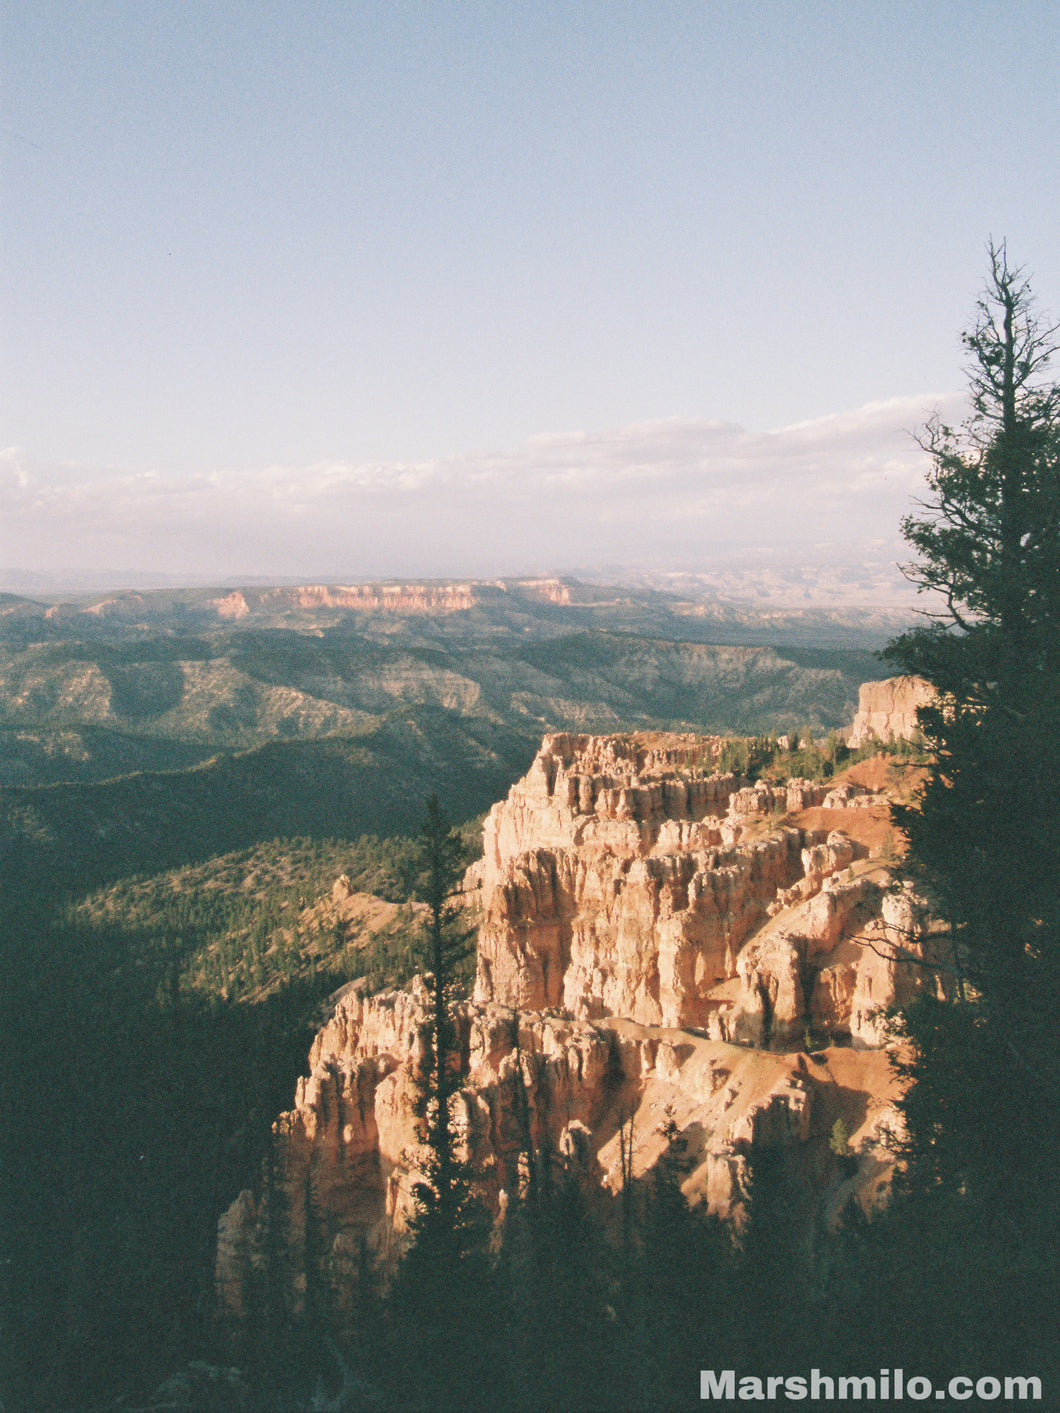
[0,576,586,628]
[208,578,578,617]
[0,573,918,652]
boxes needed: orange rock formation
[215,729,947,1327]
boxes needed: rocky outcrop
[216,981,627,1322]
[215,728,946,1330]
[472,733,767,1027]
[471,734,937,1042]
[848,675,933,747]
[215,981,907,1325]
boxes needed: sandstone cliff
[471,732,946,1046]
[215,731,947,1328]
[215,983,906,1325]
[848,675,933,748]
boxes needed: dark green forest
[0,826,457,1409]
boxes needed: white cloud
[0,393,967,585]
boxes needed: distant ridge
[0,572,914,649]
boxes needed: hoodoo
[848,675,933,748]
[215,729,945,1329]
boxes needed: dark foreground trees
[403,796,480,1273]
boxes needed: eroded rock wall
[848,675,934,748]
[216,728,947,1330]
[470,733,935,1042]
[215,982,906,1326]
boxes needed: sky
[2,2,1058,591]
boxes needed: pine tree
[881,244,1060,1382]
[403,798,480,1268]
[387,797,495,1409]
[891,243,1060,1026]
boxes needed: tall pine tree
[892,242,1060,1028]
[386,797,496,1409]
[883,244,1060,1380]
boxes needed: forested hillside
[0,580,887,901]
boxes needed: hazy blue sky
[2,2,1058,588]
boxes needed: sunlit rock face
[470,732,944,1044]
[848,675,934,748]
[214,984,909,1325]
[215,726,948,1330]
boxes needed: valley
[0,577,890,898]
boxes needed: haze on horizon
[2,3,1058,590]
